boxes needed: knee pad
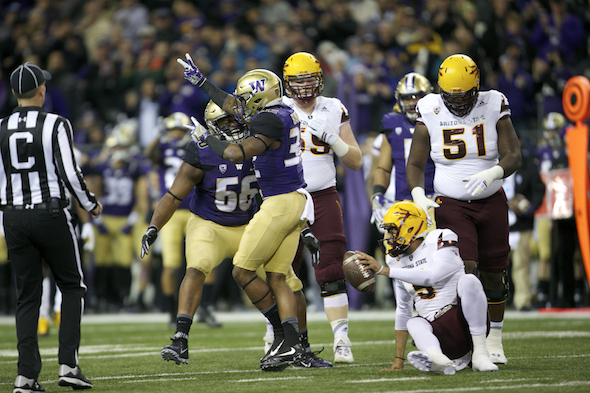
[320,279,348,298]
[484,270,509,304]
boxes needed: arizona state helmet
[438,54,480,117]
[234,69,283,124]
[204,100,249,142]
[379,200,428,257]
[395,72,433,122]
[283,52,324,102]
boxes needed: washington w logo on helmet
[248,78,266,93]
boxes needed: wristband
[396,356,405,361]
[377,265,384,275]
[330,137,350,157]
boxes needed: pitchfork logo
[249,79,266,93]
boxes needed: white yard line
[375,381,590,393]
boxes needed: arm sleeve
[387,247,463,286]
[251,112,283,140]
[183,142,215,171]
[54,117,98,212]
[394,280,413,331]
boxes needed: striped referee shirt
[0,106,97,211]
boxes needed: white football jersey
[416,91,511,200]
[283,96,350,192]
[387,228,466,322]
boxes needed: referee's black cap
[10,62,52,94]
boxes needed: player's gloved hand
[186,116,210,144]
[370,192,393,225]
[300,227,320,265]
[141,225,159,258]
[121,211,139,235]
[462,165,504,197]
[81,222,95,252]
[177,53,206,87]
[411,186,439,227]
[306,115,339,145]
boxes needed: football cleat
[333,336,354,363]
[13,376,45,393]
[486,332,507,365]
[260,340,304,371]
[471,349,499,372]
[58,365,93,389]
[407,351,456,375]
[38,317,50,337]
[161,332,189,365]
[292,349,333,369]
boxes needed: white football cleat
[486,332,507,365]
[471,349,499,372]
[333,336,354,363]
[407,351,456,375]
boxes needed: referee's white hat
[10,62,52,94]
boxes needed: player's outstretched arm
[177,53,241,115]
[382,330,409,371]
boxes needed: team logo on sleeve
[219,164,227,174]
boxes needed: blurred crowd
[0,0,589,316]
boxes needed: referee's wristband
[330,137,349,157]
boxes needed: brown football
[342,251,375,294]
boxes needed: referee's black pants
[4,207,86,379]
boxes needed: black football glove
[141,225,159,258]
[301,227,320,265]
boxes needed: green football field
[1,310,589,393]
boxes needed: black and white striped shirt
[0,106,97,210]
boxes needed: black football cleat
[58,365,93,390]
[161,332,189,365]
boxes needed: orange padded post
[562,75,590,283]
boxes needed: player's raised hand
[177,53,206,87]
[186,116,210,144]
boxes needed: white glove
[462,165,504,197]
[370,193,393,226]
[81,222,95,252]
[306,115,350,157]
[306,115,338,145]
[411,187,439,227]
[186,116,209,143]
[176,53,207,87]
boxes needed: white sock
[330,318,349,338]
[457,275,487,336]
[265,320,273,337]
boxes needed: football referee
[1,62,102,393]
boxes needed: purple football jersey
[93,158,146,216]
[156,139,194,210]
[184,142,259,226]
[383,112,435,199]
[251,104,305,197]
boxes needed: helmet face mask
[378,201,428,257]
[395,73,432,122]
[283,52,323,103]
[234,69,283,124]
[205,100,249,142]
[438,54,480,117]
